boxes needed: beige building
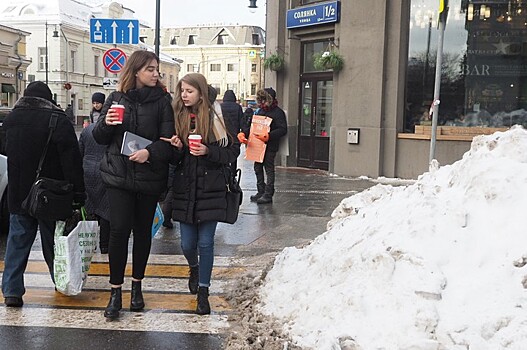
[141,25,265,103]
[0,1,180,123]
[266,0,526,179]
[0,24,31,107]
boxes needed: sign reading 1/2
[286,1,340,29]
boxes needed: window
[187,64,195,72]
[252,34,260,45]
[405,0,527,132]
[38,47,46,70]
[303,40,333,73]
[78,99,83,111]
[188,35,196,45]
[170,36,178,45]
[169,74,174,92]
[227,63,237,72]
[210,64,221,72]
[227,84,237,93]
[94,55,99,77]
[251,84,257,95]
[251,63,257,72]
[217,34,229,45]
[70,50,77,72]
[211,84,221,96]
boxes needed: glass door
[297,78,333,169]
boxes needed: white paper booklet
[121,131,152,156]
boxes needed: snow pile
[258,126,527,349]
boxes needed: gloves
[254,133,269,143]
[237,132,248,144]
[73,192,86,209]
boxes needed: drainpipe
[59,26,70,106]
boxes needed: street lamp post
[45,21,49,85]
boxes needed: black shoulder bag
[21,114,75,221]
[221,167,242,224]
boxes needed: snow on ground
[256,126,527,349]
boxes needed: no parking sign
[103,48,127,74]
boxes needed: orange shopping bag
[245,115,272,163]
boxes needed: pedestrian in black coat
[220,90,243,173]
[92,50,175,320]
[78,123,110,253]
[2,81,85,307]
[238,87,287,204]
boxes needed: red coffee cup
[112,104,125,124]
[188,134,202,148]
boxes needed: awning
[1,84,15,93]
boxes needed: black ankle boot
[196,286,210,315]
[130,280,145,311]
[250,192,263,202]
[189,265,199,295]
[104,287,122,320]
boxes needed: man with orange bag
[238,87,287,204]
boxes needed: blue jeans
[179,221,217,288]
[2,214,55,298]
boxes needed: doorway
[297,77,333,170]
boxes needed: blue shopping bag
[152,203,164,238]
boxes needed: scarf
[259,99,278,112]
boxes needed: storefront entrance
[297,76,333,170]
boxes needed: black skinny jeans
[107,188,158,285]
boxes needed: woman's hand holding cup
[188,135,208,156]
[105,104,125,125]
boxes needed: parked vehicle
[0,107,10,235]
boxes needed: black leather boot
[196,286,210,315]
[250,192,263,202]
[189,265,199,295]
[130,280,145,311]
[104,287,122,320]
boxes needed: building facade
[140,25,265,103]
[266,0,526,179]
[0,25,31,107]
[0,0,180,123]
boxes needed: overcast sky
[118,0,266,29]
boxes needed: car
[0,107,10,235]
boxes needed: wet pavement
[0,151,376,349]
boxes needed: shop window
[405,0,527,133]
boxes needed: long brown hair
[118,50,165,93]
[173,73,214,144]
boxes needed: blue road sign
[103,48,127,74]
[286,1,340,29]
[90,18,139,44]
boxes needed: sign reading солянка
[286,1,340,29]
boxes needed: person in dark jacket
[65,104,75,125]
[161,73,240,315]
[220,90,243,173]
[89,92,105,124]
[79,123,110,253]
[2,81,85,307]
[92,50,174,320]
[238,87,287,204]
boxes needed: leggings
[107,187,158,285]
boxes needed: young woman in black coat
[161,73,240,315]
[93,50,174,320]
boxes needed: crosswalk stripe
[0,307,229,334]
[0,261,246,278]
[19,288,231,312]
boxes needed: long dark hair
[118,50,165,93]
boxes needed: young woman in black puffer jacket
[161,73,240,315]
[93,50,174,321]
